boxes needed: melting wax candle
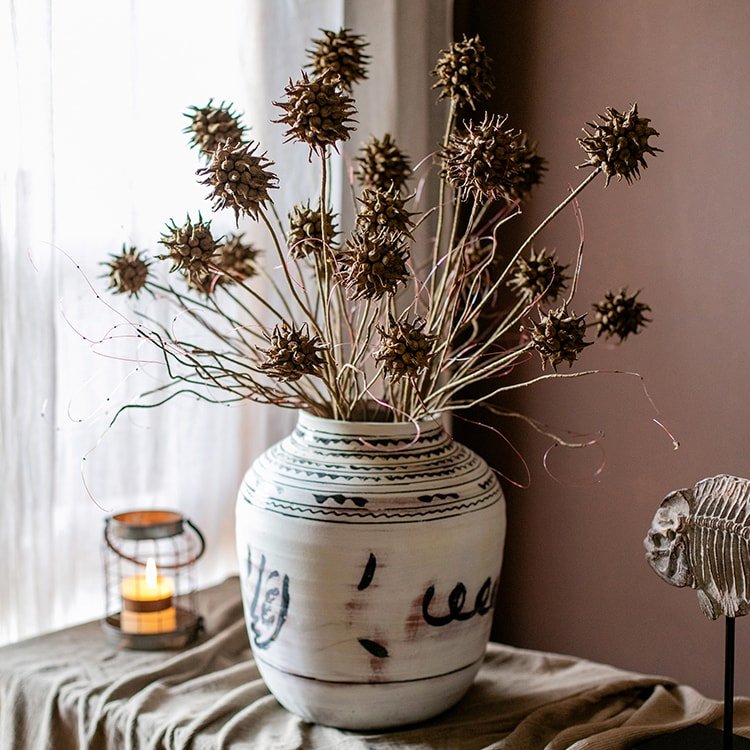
[120,558,177,634]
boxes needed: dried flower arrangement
[104,30,660,427]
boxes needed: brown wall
[454,0,750,698]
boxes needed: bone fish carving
[644,474,750,620]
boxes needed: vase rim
[297,410,445,435]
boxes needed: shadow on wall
[453,0,750,699]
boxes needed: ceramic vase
[235,411,506,729]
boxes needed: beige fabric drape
[2,577,749,750]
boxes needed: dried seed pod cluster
[355,186,415,237]
[338,229,410,300]
[159,216,220,283]
[593,288,651,341]
[527,306,591,370]
[105,27,661,424]
[274,71,356,156]
[432,34,494,110]
[184,100,246,158]
[578,103,661,185]
[198,139,277,222]
[288,202,337,259]
[307,28,369,90]
[259,322,327,382]
[374,316,436,380]
[508,248,569,303]
[106,245,151,298]
[355,134,411,193]
[441,114,528,204]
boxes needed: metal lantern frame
[102,509,205,650]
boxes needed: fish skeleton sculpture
[644,474,750,620]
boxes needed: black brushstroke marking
[358,638,389,658]
[313,493,368,508]
[418,492,459,503]
[422,577,493,627]
[357,553,377,590]
[479,477,494,490]
[249,552,290,650]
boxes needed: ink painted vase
[235,411,506,729]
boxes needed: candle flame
[145,557,158,590]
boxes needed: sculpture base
[634,724,750,748]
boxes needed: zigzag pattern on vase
[241,492,500,523]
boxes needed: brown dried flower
[274,72,357,156]
[578,104,661,186]
[183,100,246,159]
[198,139,277,222]
[355,185,415,237]
[288,202,337,259]
[105,245,151,298]
[593,288,651,341]
[508,248,569,303]
[526,306,591,370]
[507,134,547,202]
[339,229,410,300]
[307,28,369,90]
[218,233,262,282]
[441,114,527,203]
[188,233,262,295]
[355,133,411,193]
[432,34,494,110]
[159,215,220,284]
[259,322,327,382]
[374,315,436,380]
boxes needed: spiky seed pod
[159,215,220,284]
[507,135,547,202]
[274,72,357,156]
[105,245,151,298]
[355,133,411,192]
[338,229,410,300]
[441,114,526,203]
[288,202,337,259]
[307,28,370,90]
[508,248,569,303]
[374,315,436,380]
[217,233,261,282]
[355,185,415,237]
[526,306,592,370]
[432,34,494,110]
[578,104,661,186]
[593,288,651,341]
[258,322,327,382]
[197,139,277,222]
[186,239,260,297]
[183,100,246,159]
[188,234,263,295]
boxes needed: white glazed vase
[235,412,506,729]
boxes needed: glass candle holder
[102,510,205,649]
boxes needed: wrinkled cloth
[1,578,749,749]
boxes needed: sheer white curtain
[0,0,449,645]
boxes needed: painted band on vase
[235,411,506,729]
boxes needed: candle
[120,558,177,634]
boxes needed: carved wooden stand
[635,618,750,749]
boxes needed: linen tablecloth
[2,577,749,750]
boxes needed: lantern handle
[104,516,206,569]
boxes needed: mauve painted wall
[453,0,750,698]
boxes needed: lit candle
[120,557,177,634]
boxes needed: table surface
[2,577,749,750]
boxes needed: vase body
[235,412,506,730]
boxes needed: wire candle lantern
[103,510,205,649]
